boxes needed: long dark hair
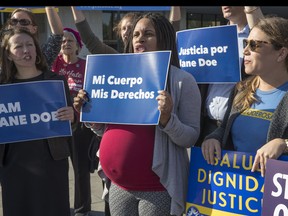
[124,12,180,68]
[124,12,180,93]
[0,28,47,84]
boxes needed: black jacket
[0,71,75,166]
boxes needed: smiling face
[8,32,36,68]
[132,18,158,53]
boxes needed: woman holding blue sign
[0,28,75,216]
[71,6,182,216]
[74,12,201,216]
[201,16,288,177]
[195,6,264,147]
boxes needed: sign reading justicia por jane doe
[177,25,241,83]
[81,51,171,125]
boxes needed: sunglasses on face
[8,18,32,26]
[243,39,270,52]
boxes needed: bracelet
[244,7,259,14]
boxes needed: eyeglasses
[243,39,270,52]
[8,18,32,26]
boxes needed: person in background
[2,7,63,69]
[51,27,95,216]
[195,6,264,146]
[73,12,201,216]
[169,6,181,31]
[71,6,181,55]
[71,6,140,54]
[201,16,288,177]
[0,28,75,216]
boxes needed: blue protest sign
[177,25,240,83]
[186,147,271,216]
[81,51,171,125]
[262,158,288,216]
[75,6,171,11]
[0,80,72,144]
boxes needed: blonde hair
[233,76,260,112]
[113,12,141,40]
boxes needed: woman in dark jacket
[0,28,75,216]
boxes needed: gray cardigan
[153,65,201,215]
[95,65,201,216]
[205,87,288,150]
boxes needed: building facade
[1,6,287,58]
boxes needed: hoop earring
[36,56,41,64]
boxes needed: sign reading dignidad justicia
[186,147,288,216]
[81,51,171,125]
[177,25,241,83]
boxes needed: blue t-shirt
[231,82,288,153]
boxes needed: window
[102,10,166,52]
[186,12,226,29]
[0,12,10,29]
[102,11,126,52]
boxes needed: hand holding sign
[156,90,173,127]
[73,89,89,113]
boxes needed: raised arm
[169,6,181,32]
[45,6,63,35]
[244,6,264,29]
[42,7,63,69]
[71,6,118,54]
[71,6,86,23]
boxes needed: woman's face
[10,11,37,34]
[243,27,280,76]
[8,33,37,68]
[120,17,134,44]
[132,18,157,53]
[61,32,79,57]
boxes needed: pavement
[0,159,106,216]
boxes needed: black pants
[70,123,95,214]
[0,140,70,216]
